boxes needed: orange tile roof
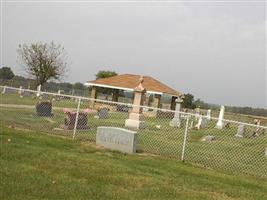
[87,74,180,97]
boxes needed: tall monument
[216,105,225,129]
[169,97,183,127]
[125,76,146,129]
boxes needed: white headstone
[36,85,42,97]
[2,86,6,94]
[235,124,245,138]
[57,90,61,95]
[201,135,216,142]
[216,105,225,129]
[195,115,208,129]
[195,107,201,120]
[169,97,183,127]
[265,147,267,157]
[96,127,138,154]
[206,109,211,120]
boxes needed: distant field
[1,127,267,200]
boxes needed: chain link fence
[0,86,266,179]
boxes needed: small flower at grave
[7,139,11,142]
[156,125,161,129]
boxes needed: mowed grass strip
[0,127,266,200]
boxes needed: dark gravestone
[64,111,88,130]
[98,107,109,119]
[36,101,53,117]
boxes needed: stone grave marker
[216,105,225,129]
[36,101,53,117]
[36,85,42,97]
[235,124,245,138]
[169,97,183,127]
[64,109,88,130]
[1,86,6,94]
[125,76,146,129]
[206,109,211,120]
[96,126,138,154]
[201,135,216,142]
[98,107,109,119]
[195,115,208,129]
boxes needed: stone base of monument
[125,119,146,129]
[169,119,181,127]
[125,112,146,129]
[96,126,138,154]
[215,121,225,129]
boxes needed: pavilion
[85,74,181,110]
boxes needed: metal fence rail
[0,86,266,179]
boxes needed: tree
[73,82,86,90]
[95,70,118,80]
[17,41,67,86]
[0,67,15,80]
[182,93,196,109]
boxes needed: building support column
[90,86,98,108]
[112,89,119,102]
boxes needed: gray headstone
[98,107,109,119]
[235,124,245,138]
[201,135,216,142]
[96,127,138,154]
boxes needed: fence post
[73,97,81,139]
[181,114,190,161]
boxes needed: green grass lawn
[1,126,267,200]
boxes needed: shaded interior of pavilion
[85,74,182,110]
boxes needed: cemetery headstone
[265,147,267,157]
[216,105,225,129]
[195,115,208,129]
[195,107,201,120]
[64,109,88,130]
[36,85,42,97]
[235,124,245,138]
[36,101,53,117]
[18,86,24,97]
[98,107,109,119]
[96,126,138,154]
[206,109,211,120]
[1,86,6,94]
[169,97,183,127]
[125,76,146,129]
[201,135,216,142]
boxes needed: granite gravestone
[235,124,245,138]
[98,107,109,119]
[36,101,53,117]
[64,110,88,130]
[96,127,138,154]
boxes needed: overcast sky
[1,1,266,108]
